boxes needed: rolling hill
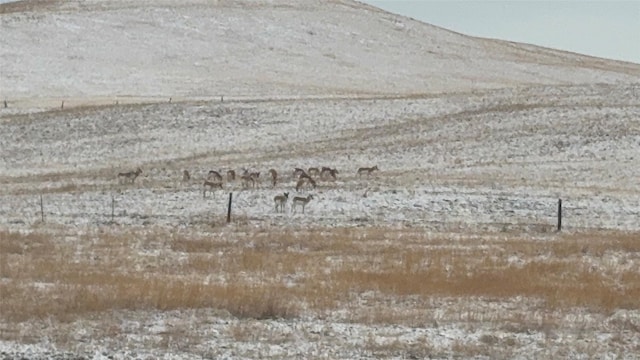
[1,0,639,106]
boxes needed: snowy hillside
[1,0,639,107]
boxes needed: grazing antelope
[357,165,379,177]
[321,167,338,180]
[296,176,316,191]
[182,170,191,183]
[268,169,278,187]
[308,167,320,177]
[208,170,223,182]
[118,168,142,184]
[240,174,255,188]
[203,180,223,198]
[299,173,314,182]
[227,170,236,182]
[292,194,314,214]
[293,168,307,178]
[274,192,289,213]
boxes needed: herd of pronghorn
[118,165,379,214]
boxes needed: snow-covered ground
[2,306,639,359]
[1,84,638,232]
[1,0,640,359]
[1,0,639,105]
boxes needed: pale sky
[363,1,640,64]
[1,0,636,62]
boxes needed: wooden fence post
[40,194,44,222]
[227,192,233,223]
[111,195,115,223]
[557,198,562,232]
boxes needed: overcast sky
[363,1,640,64]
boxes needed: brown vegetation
[1,227,638,325]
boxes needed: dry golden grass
[1,227,639,326]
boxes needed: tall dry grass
[1,227,638,324]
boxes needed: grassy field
[2,225,639,357]
[2,226,638,322]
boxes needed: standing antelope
[292,194,314,214]
[274,192,289,213]
[249,171,261,187]
[308,167,320,177]
[203,180,223,198]
[240,174,255,188]
[296,175,316,191]
[293,168,307,178]
[227,170,236,182]
[268,169,278,187]
[182,170,191,183]
[321,167,339,180]
[357,165,379,177]
[208,170,223,182]
[118,168,142,184]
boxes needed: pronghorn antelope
[203,180,223,198]
[227,170,236,182]
[249,171,261,187]
[296,176,316,191]
[274,192,289,213]
[293,167,307,178]
[320,167,339,180]
[207,170,223,182]
[182,170,191,182]
[357,165,379,177]
[268,169,278,187]
[308,167,320,177]
[292,194,314,214]
[118,168,142,184]
[299,173,314,182]
[240,174,255,188]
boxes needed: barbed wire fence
[1,189,636,232]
